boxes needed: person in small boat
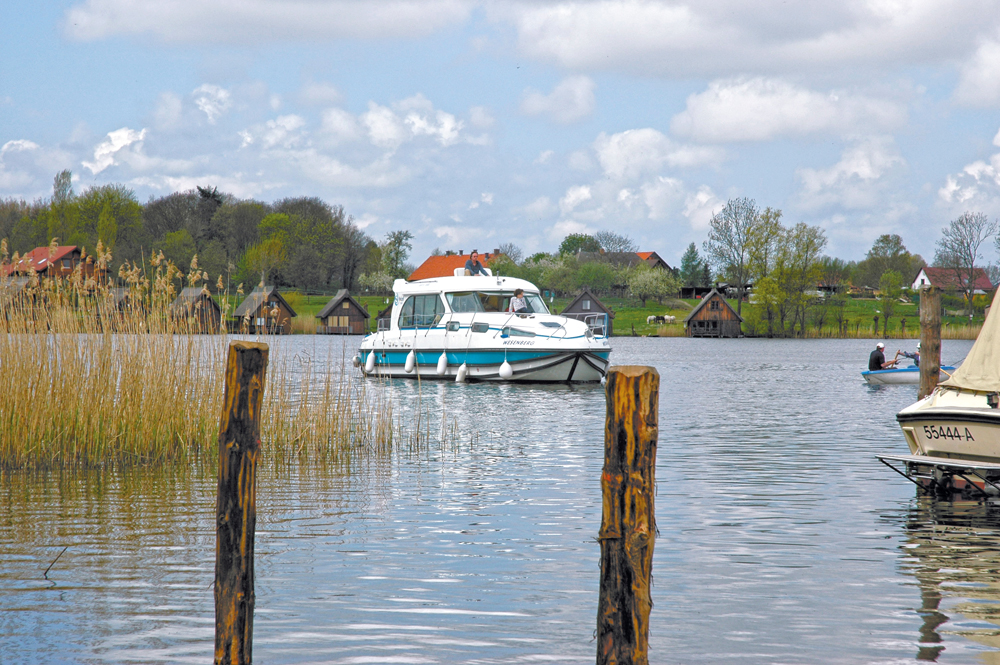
[869,342,895,371]
[509,288,528,314]
[464,250,489,276]
[897,342,920,367]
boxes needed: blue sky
[3,0,1000,268]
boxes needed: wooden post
[919,287,941,400]
[597,366,659,665]
[215,341,269,665]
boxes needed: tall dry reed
[0,242,429,470]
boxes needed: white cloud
[797,137,906,210]
[682,185,722,230]
[299,81,342,106]
[469,106,495,128]
[535,149,554,165]
[497,0,996,79]
[954,40,1000,107]
[259,115,307,149]
[83,127,147,174]
[520,196,556,220]
[152,92,183,130]
[520,76,595,124]
[594,128,721,180]
[362,102,409,150]
[671,78,906,143]
[193,84,232,124]
[319,108,362,144]
[481,192,493,205]
[64,0,472,43]
[559,185,592,214]
[641,176,684,221]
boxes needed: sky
[3,1,1000,269]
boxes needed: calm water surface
[4,336,999,664]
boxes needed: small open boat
[862,364,956,385]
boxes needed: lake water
[5,336,1000,664]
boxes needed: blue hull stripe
[361,349,610,367]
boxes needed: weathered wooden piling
[597,365,659,665]
[215,341,269,665]
[919,287,941,400]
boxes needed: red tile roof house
[911,267,994,294]
[3,245,104,281]
[408,249,504,281]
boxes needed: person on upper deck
[509,288,528,314]
[464,250,489,276]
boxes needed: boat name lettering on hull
[502,340,535,345]
[923,425,975,442]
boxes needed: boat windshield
[446,291,550,314]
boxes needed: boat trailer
[877,453,1000,499]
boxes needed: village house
[232,285,296,335]
[683,288,743,338]
[561,286,615,336]
[408,249,503,281]
[3,245,105,281]
[911,266,994,294]
[576,250,673,272]
[316,289,370,334]
[169,287,222,333]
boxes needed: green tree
[935,211,998,310]
[381,230,413,278]
[53,170,74,204]
[771,222,827,336]
[160,229,197,273]
[627,265,678,307]
[703,197,760,316]
[558,233,601,256]
[679,243,704,286]
[96,202,117,249]
[240,237,287,286]
[855,234,921,289]
[575,261,618,295]
[593,230,637,253]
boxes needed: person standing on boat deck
[869,342,893,370]
[464,250,488,276]
[509,288,528,314]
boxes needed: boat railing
[563,312,608,337]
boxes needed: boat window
[446,321,460,331]
[540,321,561,328]
[479,292,505,312]
[471,322,489,333]
[523,293,550,315]
[501,326,535,338]
[398,294,445,328]
[447,292,485,313]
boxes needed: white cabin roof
[393,275,541,295]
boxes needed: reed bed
[0,244,435,470]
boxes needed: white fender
[364,352,375,373]
[436,352,448,375]
[499,360,513,379]
[404,350,416,373]
[455,363,468,383]
[352,355,361,368]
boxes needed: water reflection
[900,498,1000,662]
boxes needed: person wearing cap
[869,342,892,371]
[898,342,920,367]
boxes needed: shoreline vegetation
[0,243,449,471]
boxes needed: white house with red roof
[912,267,994,294]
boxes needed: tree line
[0,171,417,294]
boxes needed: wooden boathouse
[170,287,222,333]
[316,289,369,334]
[683,288,742,338]
[232,285,296,335]
[561,286,614,336]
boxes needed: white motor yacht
[355,271,611,382]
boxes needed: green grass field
[274,290,982,339]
